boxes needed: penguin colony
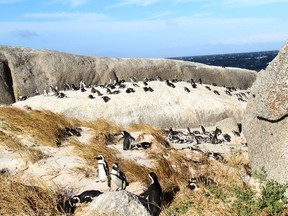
[17,77,250,215]
[20,75,249,105]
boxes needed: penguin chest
[111,172,122,188]
[98,164,107,180]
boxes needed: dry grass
[0,130,45,163]
[0,107,78,146]
[0,176,61,215]
[0,108,260,215]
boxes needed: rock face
[76,190,150,216]
[0,45,256,104]
[243,40,288,183]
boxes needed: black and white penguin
[88,94,95,99]
[96,155,110,186]
[70,190,102,204]
[120,131,135,150]
[126,88,135,93]
[184,87,190,93]
[140,172,163,216]
[187,176,214,191]
[110,163,128,190]
[18,95,29,101]
[205,86,211,91]
[102,96,110,103]
[165,80,175,88]
[207,152,227,163]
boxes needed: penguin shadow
[162,185,180,207]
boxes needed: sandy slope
[13,80,249,128]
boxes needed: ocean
[170,50,278,72]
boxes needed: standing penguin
[110,163,129,190]
[140,172,163,216]
[95,155,110,187]
[120,131,135,150]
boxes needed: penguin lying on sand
[61,190,102,214]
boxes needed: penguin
[120,131,135,150]
[200,125,206,134]
[70,190,102,205]
[57,92,67,98]
[205,86,211,91]
[110,163,128,190]
[140,172,163,216]
[165,80,175,88]
[187,176,214,191]
[102,96,110,103]
[207,152,227,163]
[126,88,135,93]
[95,155,110,186]
[88,94,95,99]
[184,87,190,93]
[18,95,29,101]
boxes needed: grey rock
[76,190,150,216]
[0,45,256,104]
[243,40,288,183]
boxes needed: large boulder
[13,80,248,128]
[0,45,256,104]
[243,40,288,183]
[76,190,150,216]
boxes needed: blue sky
[0,0,287,58]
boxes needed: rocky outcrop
[243,40,288,183]
[76,190,150,216]
[0,45,256,104]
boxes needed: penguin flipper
[107,175,111,188]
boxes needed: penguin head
[96,155,104,161]
[112,163,119,171]
[148,172,158,184]
[70,196,80,206]
[121,131,129,136]
[187,182,199,191]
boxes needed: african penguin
[187,176,214,191]
[70,190,102,205]
[120,131,135,150]
[110,163,128,190]
[140,172,163,216]
[96,155,110,186]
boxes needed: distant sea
[169,50,278,72]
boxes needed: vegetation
[0,107,288,215]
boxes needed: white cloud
[172,0,288,7]
[47,0,87,8]
[106,0,163,9]
[23,12,111,21]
